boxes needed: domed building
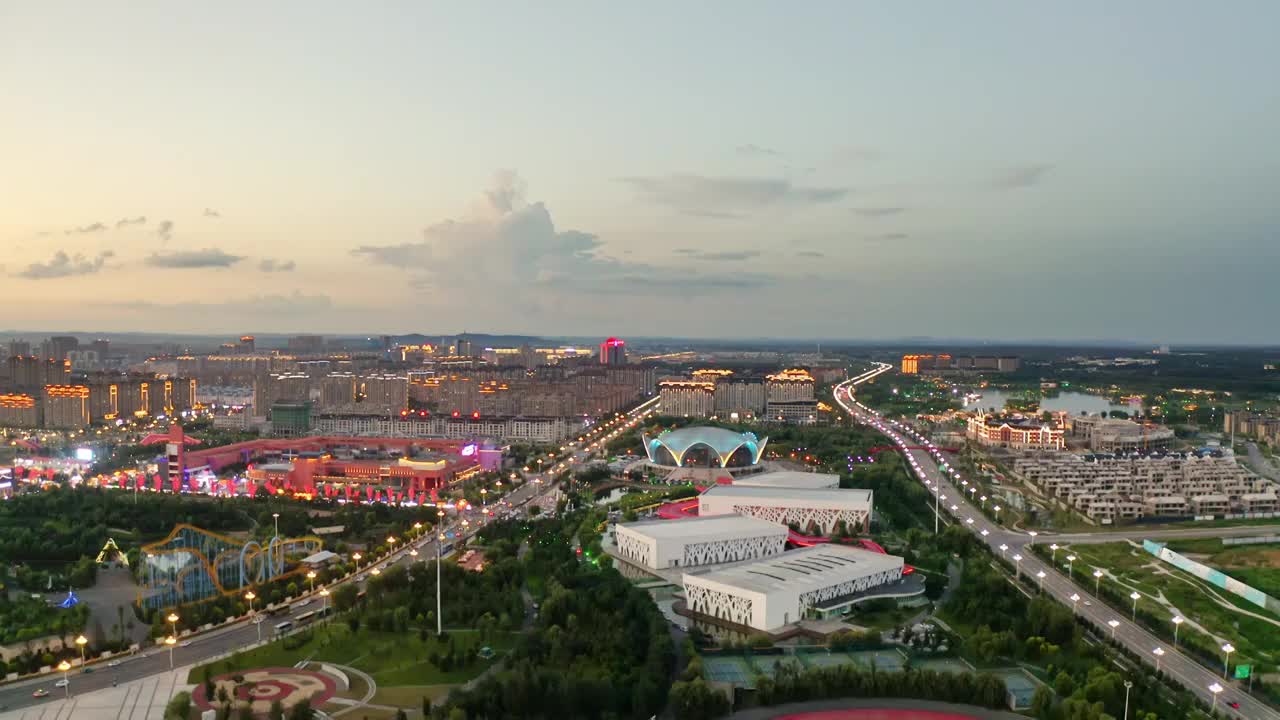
[642,426,767,468]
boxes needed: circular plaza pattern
[191,667,337,714]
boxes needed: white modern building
[698,485,873,533]
[613,515,788,570]
[683,545,905,631]
[733,471,840,489]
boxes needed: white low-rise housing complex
[613,515,788,570]
[682,545,905,631]
[1067,415,1175,452]
[1011,452,1278,521]
[698,485,873,533]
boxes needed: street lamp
[1065,554,1076,577]
[352,552,362,573]
[1123,680,1133,720]
[436,509,445,635]
[167,612,180,639]
[1027,530,1038,545]
[246,591,260,643]
[387,536,397,554]
[1108,619,1120,639]
[1222,643,1235,678]
[1172,616,1184,647]
[319,587,329,619]
[999,543,1008,557]
[409,548,419,561]
[1036,570,1046,592]
[1130,591,1141,620]
[371,567,381,577]
[58,660,71,698]
[1051,543,1060,562]
[1209,682,1224,713]
[1094,569,1104,595]
[980,529,989,538]
[413,521,423,538]
[1070,593,1080,613]
[75,634,88,668]
[272,512,280,537]
[1012,553,1023,578]
[306,570,316,594]
[164,635,176,670]
[1153,646,1165,673]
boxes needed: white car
[179,640,192,647]
[54,679,69,688]
[107,660,121,667]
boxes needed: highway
[834,365,1273,720]
[0,397,659,713]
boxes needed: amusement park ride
[138,524,322,609]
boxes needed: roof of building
[647,426,765,455]
[617,514,787,541]
[684,545,902,596]
[700,484,873,505]
[301,550,339,565]
[733,471,839,489]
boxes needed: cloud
[258,258,296,273]
[674,249,762,261]
[353,171,777,310]
[65,222,107,235]
[796,250,826,258]
[111,291,331,316]
[16,250,114,279]
[853,207,906,218]
[115,216,147,228]
[866,232,909,242]
[736,144,780,157]
[155,220,174,243]
[620,174,849,217]
[990,164,1052,189]
[145,248,245,268]
[204,208,221,218]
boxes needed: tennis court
[848,649,907,671]
[751,654,804,675]
[799,651,856,669]
[704,655,755,686]
[914,658,973,675]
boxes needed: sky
[3,2,1279,343]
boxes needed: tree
[237,707,256,720]
[268,700,285,720]
[287,699,313,720]
[164,691,192,720]
[669,678,731,720]
[1031,685,1054,719]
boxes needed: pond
[964,389,1139,416]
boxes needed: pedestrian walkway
[0,667,193,720]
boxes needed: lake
[964,389,1139,416]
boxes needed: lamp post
[1108,619,1120,639]
[164,636,176,670]
[1172,616,1183,647]
[999,543,1008,557]
[1210,682,1223,713]
[1094,569,1104,595]
[1153,646,1165,673]
[1065,554,1076,578]
[481,488,488,517]
[352,552,362,574]
[75,634,88,668]
[934,488,940,535]
[993,504,1002,521]
[306,570,316,594]
[246,591,260,643]
[1051,544,1060,562]
[1123,680,1133,720]
[409,548,419,562]
[272,512,279,537]
[1027,530,1038,545]
[1070,593,1080,614]
[167,612,180,639]
[319,587,329,619]
[1222,643,1235,678]
[58,660,71,698]
[1036,570,1046,592]
[412,521,423,539]
[387,536,397,556]
[1130,591,1141,621]
[436,509,445,635]
[1013,553,1023,578]
[371,567,381,578]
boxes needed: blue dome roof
[643,426,768,467]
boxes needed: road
[0,397,660,714]
[834,365,1273,720]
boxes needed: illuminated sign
[460,443,477,457]
[74,447,95,462]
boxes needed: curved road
[0,398,659,714]
[835,365,1272,720]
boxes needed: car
[81,667,94,674]
[1083,600,1093,606]
[107,660,121,667]
[1229,701,1240,709]
[178,640,191,647]
[54,679,69,688]
[32,689,49,698]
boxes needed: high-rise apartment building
[659,380,716,417]
[7,356,70,390]
[318,372,358,409]
[0,394,39,428]
[238,335,256,354]
[765,369,815,403]
[599,337,627,365]
[360,374,408,414]
[43,385,91,429]
[253,373,310,415]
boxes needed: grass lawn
[371,684,453,708]
[188,623,514,687]
[1062,540,1280,668]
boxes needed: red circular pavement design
[191,667,337,711]
[768,707,977,712]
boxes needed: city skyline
[4,2,1280,343]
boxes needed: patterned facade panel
[615,532,652,568]
[682,533,786,567]
[797,567,903,615]
[732,504,869,534]
[686,581,753,626]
